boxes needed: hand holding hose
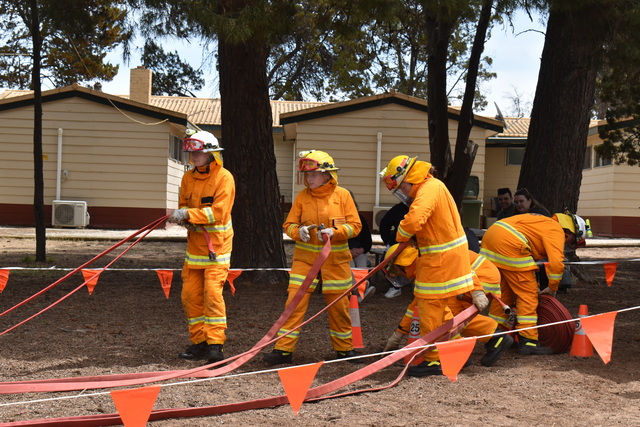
[317,227,334,242]
[539,287,556,297]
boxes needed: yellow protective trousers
[489,268,539,340]
[446,296,497,343]
[181,264,229,345]
[398,297,496,344]
[274,286,353,353]
[416,298,453,363]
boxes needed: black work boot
[205,344,225,363]
[407,361,442,377]
[178,341,208,360]
[481,332,514,366]
[263,349,293,365]
[336,349,361,363]
[516,333,554,355]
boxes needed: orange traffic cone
[404,306,422,365]
[349,295,364,349]
[569,304,594,357]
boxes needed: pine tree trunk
[448,0,492,208]
[519,6,603,213]
[425,10,454,180]
[218,36,287,284]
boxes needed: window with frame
[506,147,525,165]
[594,144,612,168]
[169,135,182,162]
[583,146,592,169]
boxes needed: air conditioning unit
[372,206,393,231]
[52,200,90,228]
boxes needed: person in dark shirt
[496,187,516,220]
[513,188,551,217]
[348,191,375,301]
[379,202,409,247]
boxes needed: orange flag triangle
[226,270,241,296]
[111,385,161,427]
[277,362,324,415]
[156,270,173,299]
[352,269,369,299]
[603,262,618,287]
[81,269,102,295]
[581,311,617,364]
[436,337,476,382]
[0,269,9,293]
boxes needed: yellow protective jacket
[178,163,235,267]
[284,182,361,283]
[479,213,566,291]
[396,175,474,299]
[469,251,501,296]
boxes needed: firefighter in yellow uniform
[383,245,513,367]
[380,155,485,377]
[480,212,586,355]
[168,130,235,364]
[264,150,362,365]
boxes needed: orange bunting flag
[351,269,369,300]
[226,270,242,296]
[81,269,102,295]
[111,385,161,427]
[604,262,618,287]
[156,270,173,299]
[0,269,9,293]
[278,362,324,415]
[581,311,617,364]
[436,337,477,382]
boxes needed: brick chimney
[129,66,152,104]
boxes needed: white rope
[1,305,638,409]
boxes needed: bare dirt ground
[1,237,640,426]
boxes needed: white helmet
[183,131,223,153]
[182,131,223,167]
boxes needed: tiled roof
[145,96,329,126]
[0,88,328,126]
[495,117,602,138]
[0,89,31,100]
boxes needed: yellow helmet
[298,150,339,184]
[553,212,587,248]
[384,244,419,267]
[379,155,417,191]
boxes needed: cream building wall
[281,95,500,230]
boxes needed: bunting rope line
[0,219,167,337]
[2,303,639,425]
[0,215,169,319]
[2,258,640,272]
[2,304,639,411]
[0,296,479,426]
[0,241,408,395]
[0,225,634,399]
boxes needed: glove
[471,290,489,312]
[539,287,557,297]
[383,331,405,352]
[167,209,188,224]
[183,222,197,232]
[299,226,311,242]
[317,227,334,241]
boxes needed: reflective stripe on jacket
[480,213,566,290]
[469,251,501,296]
[179,163,235,267]
[284,182,361,267]
[396,177,473,299]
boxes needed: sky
[97,11,547,118]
